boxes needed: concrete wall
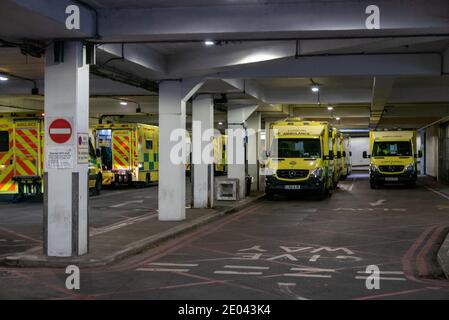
[350,137,370,169]
[425,125,439,178]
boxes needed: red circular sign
[49,119,72,144]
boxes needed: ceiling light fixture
[0,75,8,81]
[327,106,334,111]
[218,122,224,126]
[311,85,320,93]
[336,117,341,121]
[120,101,128,106]
[204,40,215,46]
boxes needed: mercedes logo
[288,170,297,178]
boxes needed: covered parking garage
[1,0,449,301]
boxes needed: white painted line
[284,273,332,278]
[355,276,406,281]
[356,271,404,275]
[424,186,449,201]
[214,271,263,275]
[290,267,336,273]
[349,184,354,192]
[90,214,157,236]
[149,262,198,267]
[278,282,296,286]
[369,199,386,207]
[0,239,7,242]
[110,200,144,208]
[136,268,190,272]
[309,255,320,262]
[224,265,269,270]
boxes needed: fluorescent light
[204,40,215,46]
[218,122,224,126]
[311,85,320,93]
[120,101,128,106]
[336,117,341,121]
[0,75,8,81]
[327,106,334,111]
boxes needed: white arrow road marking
[110,200,144,208]
[369,199,386,207]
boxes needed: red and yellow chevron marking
[112,132,131,170]
[0,128,18,194]
[14,128,39,178]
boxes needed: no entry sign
[49,118,72,144]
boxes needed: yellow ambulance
[0,113,102,200]
[93,123,159,187]
[363,130,421,189]
[265,118,335,200]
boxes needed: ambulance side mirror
[342,151,347,157]
[363,151,370,159]
[337,151,342,159]
[325,151,334,160]
[265,151,271,158]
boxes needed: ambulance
[265,118,335,200]
[93,123,159,187]
[0,113,102,200]
[332,128,342,188]
[363,130,421,189]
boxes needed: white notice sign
[46,148,74,169]
[77,133,89,164]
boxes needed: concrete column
[192,95,214,208]
[247,112,261,192]
[227,106,258,199]
[158,80,186,221]
[44,42,89,257]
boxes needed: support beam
[227,105,258,200]
[213,54,441,79]
[44,41,89,257]
[99,1,449,42]
[246,112,261,193]
[158,80,187,221]
[370,77,395,128]
[192,95,214,208]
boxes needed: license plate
[285,185,301,190]
[385,177,398,182]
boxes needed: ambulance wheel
[370,180,377,189]
[266,190,275,200]
[95,175,102,195]
[408,181,416,189]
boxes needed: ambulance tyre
[266,190,275,200]
[408,181,416,189]
[370,180,377,189]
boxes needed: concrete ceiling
[1,0,449,131]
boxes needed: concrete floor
[1,174,449,299]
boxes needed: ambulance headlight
[405,163,415,172]
[264,168,276,176]
[311,168,323,179]
[370,164,379,173]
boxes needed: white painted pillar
[158,80,186,221]
[44,42,89,257]
[247,112,261,192]
[192,95,214,208]
[227,106,258,199]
